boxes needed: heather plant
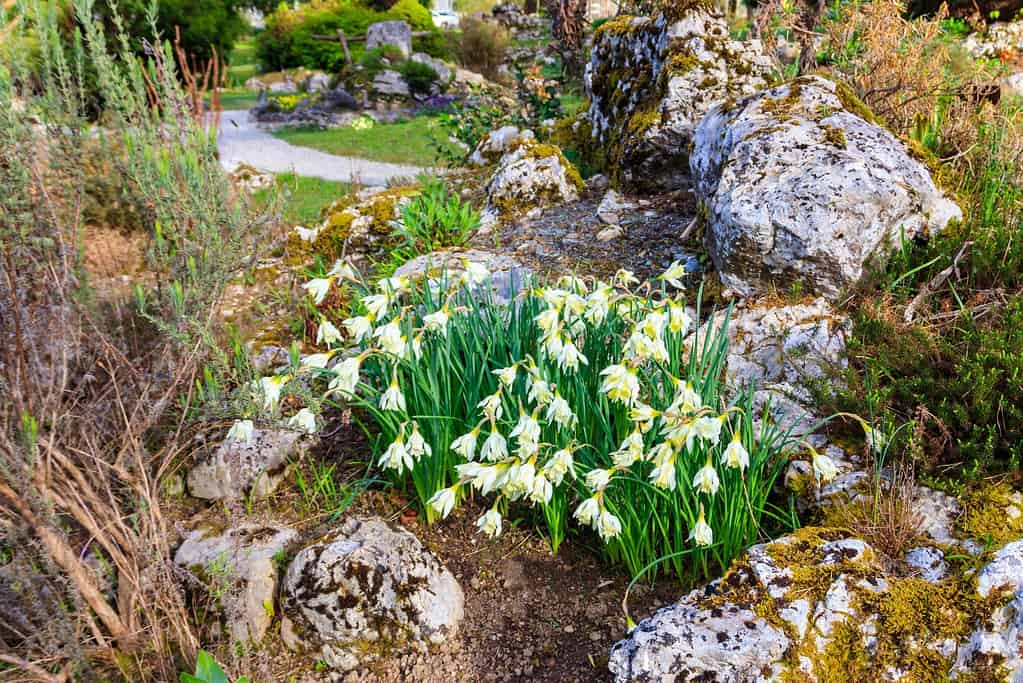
[242,261,814,582]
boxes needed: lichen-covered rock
[954,540,1023,680]
[470,126,532,167]
[289,185,420,268]
[687,298,848,435]
[610,527,1019,682]
[187,428,303,501]
[394,248,532,305]
[280,517,463,672]
[483,136,582,219]
[365,20,412,58]
[692,75,961,300]
[174,524,297,644]
[584,3,771,191]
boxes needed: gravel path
[217,109,428,185]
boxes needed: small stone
[596,226,624,242]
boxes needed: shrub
[393,176,479,258]
[269,264,802,582]
[398,58,439,95]
[451,16,509,81]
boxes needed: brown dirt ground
[174,417,682,683]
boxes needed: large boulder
[394,248,532,305]
[187,427,304,502]
[366,20,413,59]
[483,134,582,219]
[280,517,463,672]
[691,75,961,301]
[583,5,772,191]
[609,527,1023,682]
[174,524,297,644]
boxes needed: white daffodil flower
[480,429,508,462]
[614,269,639,287]
[544,448,575,486]
[300,352,332,369]
[660,261,687,289]
[689,504,713,547]
[668,302,692,335]
[410,334,423,361]
[692,457,720,496]
[295,226,319,242]
[625,331,656,360]
[327,259,357,280]
[362,292,391,320]
[812,451,839,483]
[303,277,332,305]
[288,408,317,434]
[542,331,565,358]
[630,402,660,433]
[639,311,668,339]
[423,308,450,335]
[462,261,489,285]
[451,427,480,460]
[343,315,374,343]
[477,392,504,420]
[377,275,409,295]
[612,430,645,467]
[505,460,536,499]
[328,356,361,397]
[476,508,503,538]
[556,338,588,373]
[534,307,560,337]
[510,409,541,445]
[227,419,254,443]
[585,467,612,492]
[597,509,622,542]
[544,393,577,429]
[693,414,725,443]
[564,293,587,318]
[671,380,702,415]
[427,486,458,519]
[406,422,432,459]
[374,321,407,358]
[493,365,518,387]
[722,431,750,471]
[317,320,343,346]
[649,460,677,490]
[258,375,287,412]
[600,364,640,405]
[527,378,554,407]
[648,440,675,466]
[379,376,406,412]
[380,434,413,474]
[573,495,601,526]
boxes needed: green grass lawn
[273,116,454,166]
[253,172,351,227]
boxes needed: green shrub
[393,176,479,257]
[272,266,800,582]
[398,59,439,95]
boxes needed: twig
[903,241,972,323]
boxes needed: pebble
[564,624,575,633]
[589,630,602,642]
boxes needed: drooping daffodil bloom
[476,508,503,538]
[477,392,504,420]
[527,378,554,407]
[406,421,432,459]
[300,352,332,369]
[573,495,601,526]
[649,460,677,490]
[612,430,645,467]
[543,448,575,486]
[316,320,343,346]
[493,365,518,387]
[288,408,317,434]
[379,374,406,412]
[812,450,839,483]
[427,485,458,519]
[544,393,576,429]
[671,379,702,415]
[504,460,536,499]
[423,308,450,336]
[692,457,720,496]
[510,409,541,447]
[343,315,374,343]
[380,433,413,474]
[327,259,357,280]
[529,472,553,505]
[668,302,692,335]
[303,277,332,305]
[689,504,713,547]
[722,430,750,471]
[614,269,639,287]
[480,428,508,462]
[694,414,726,443]
[328,356,361,397]
[597,509,622,541]
[361,292,390,320]
[584,467,612,492]
[374,321,407,358]
[227,419,255,443]
[258,375,287,412]
[660,260,687,289]
[462,260,489,285]
[600,364,640,405]
[556,338,588,373]
[451,426,480,460]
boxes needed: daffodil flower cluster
[245,257,795,579]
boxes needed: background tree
[546,0,586,75]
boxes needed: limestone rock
[372,69,410,98]
[366,20,412,58]
[268,79,298,94]
[691,75,962,300]
[305,72,331,92]
[596,189,637,225]
[394,248,532,305]
[175,524,297,644]
[470,126,532,166]
[484,136,582,219]
[411,52,452,84]
[306,186,419,267]
[904,546,950,583]
[281,517,463,671]
[187,428,303,502]
[584,7,771,190]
